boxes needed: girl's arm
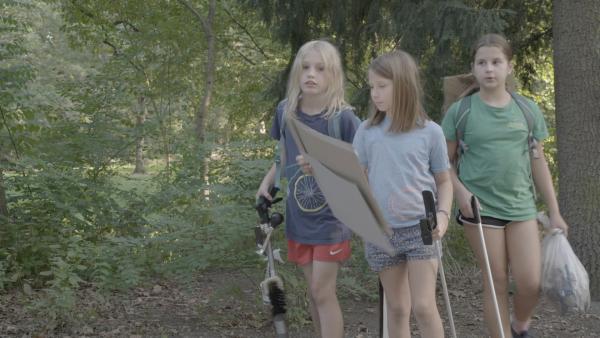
[447,140,474,218]
[256,163,276,200]
[531,142,569,234]
[433,170,452,240]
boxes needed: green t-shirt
[441,93,549,220]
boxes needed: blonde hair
[284,40,350,119]
[368,50,428,133]
[472,33,513,62]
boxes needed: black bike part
[268,281,287,316]
[270,212,284,228]
[256,187,281,224]
[254,226,266,247]
[470,195,482,223]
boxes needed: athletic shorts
[287,239,351,266]
[365,224,436,272]
[456,210,511,228]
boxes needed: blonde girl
[257,39,360,338]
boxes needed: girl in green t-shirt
[441,34,569,338]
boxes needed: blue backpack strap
[327,110,342,139]
[327,107,361,140]
[273,100,287,189]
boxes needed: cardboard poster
[286,117,393,254]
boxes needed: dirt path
[1,268,599,337]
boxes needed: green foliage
[441,222,476,275]
[0,0,561,331]
[246,0,553,123]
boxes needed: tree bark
[553,0,600,299]
[133,96,147,174]
[0,168,8,219]
[178,0,217,143]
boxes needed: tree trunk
[133,96,147,174]
[196,0,216,143]
[553,0,600,300]
[0,168,8,218]
[178,0,217,143]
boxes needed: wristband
[437,209,450,220]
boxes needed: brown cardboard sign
[286,117,393,254]
[306,154,394,254]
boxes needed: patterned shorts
[365,224,438,272]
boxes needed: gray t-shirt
[353,117,450,228]
[270,102,360,244]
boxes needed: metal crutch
[471,195,504,338]
[434,239,457,338]
[422,190,457,338]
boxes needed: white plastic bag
[539,212,590,314]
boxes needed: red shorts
[287,239,351,266]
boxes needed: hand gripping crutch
[422,190,457,338]
[471,195,504,338]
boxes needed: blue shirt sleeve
[352,121,368,167]
[269,101,286,141]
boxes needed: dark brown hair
[472,33,513,61]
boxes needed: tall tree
[553,0,600,299]
[133,96,147,174]
[178,0,217,143]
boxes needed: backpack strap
[273,100,288,190]
[454,95,472,159]
[328,110,343,139]
[509,92,539,199]
[509,92,539,159]
[327,108,361,140]
[454,93,539,158]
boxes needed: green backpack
[453,91,540,198]
[454,91,539,159]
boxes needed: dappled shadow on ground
[1,268,599,337]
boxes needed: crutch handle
[471,195,481,223]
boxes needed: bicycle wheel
[293,174,327,212]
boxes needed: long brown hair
[368,50,428,133]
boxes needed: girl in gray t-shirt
[353,50,452,337]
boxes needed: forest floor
[1,266,599,337]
